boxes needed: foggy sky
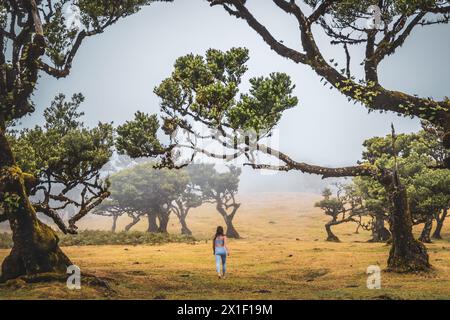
[25,1,450,193]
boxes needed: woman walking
[213,226,229,279]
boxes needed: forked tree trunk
[324,220,340,242]
[382,174,430,272]
[324,216,358,243]
[0,129,71,281]
[224,215,240,239]
[432,209,447,240]
[174,203,192,236]
[179,215,192,236]
[419,216,433,243]
[216,201,241,239]
[369,214,391,243]
[157,211,169,234]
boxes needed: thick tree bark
[216,201,241,239]
[324,220,340,242]
[432,220,444,240]
[173,202,193,235]
[157,211,170,234]
[224,215,240,239]
[146,213,158,233]
[1,126,71,281]
[1,128,71,281]
[381,174,430,272]
[0,127,15,167]
[369,214,391,243]
[179,215,192,236]
[419,216,433,243]
[432,209,447,240]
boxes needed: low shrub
[0,230,196,249]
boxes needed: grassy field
[1,192,450,300]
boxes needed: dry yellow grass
[1,192,450,300]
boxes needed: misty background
[22,0,450,193]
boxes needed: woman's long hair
[213,226,225,252]
[214,226,224,240]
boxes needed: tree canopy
[7,93,113,234]
[0,0,172,124]
[187,163,242,238]
[317,127,450,242]
[110,162,188,213]
[206,0,450,165]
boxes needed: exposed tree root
[0,271,116,295]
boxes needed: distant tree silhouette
[109,162,189,234]
[188,164,242,239]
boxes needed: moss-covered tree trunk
[0,128,71,281]
[432,209,447,240]
[381,173,430,272]
[419,216,433,243]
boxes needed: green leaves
[228,72,298,131]
[43,3,78,67]
[116,111,165,158]
[173,53,214,89]
[44,93,85,134]
[57,124,114,180]
[315,197,345,218]
[408,168,450,214]
[155,47,299,134]
[206,47,249,84]
[109,162,190,211]
[77,0,171,31]
[187,164,241,198]
[192,81,238,124]
[2,193,21,211]
[356,127,450,218]
[10,93,113,180]
[313,0,441,27]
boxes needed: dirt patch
[289,268,329,282]
[125,270,147,276]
